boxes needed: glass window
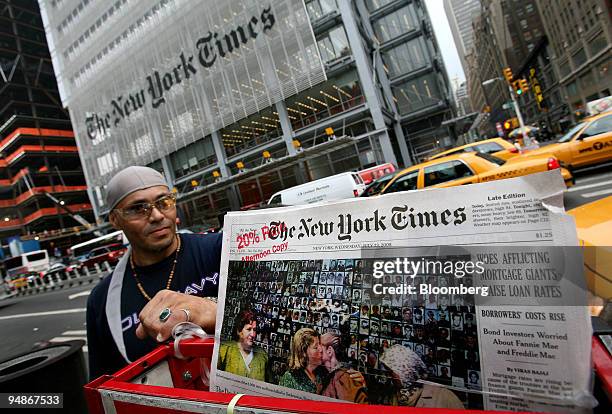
[589,32,607,56]
[583,115,612,137]
[170,136,217,178]
[392,73,443,114]
[572,49,587,67]
[385,171,419,193]
[306,0,337,21]
[372,5,417,42]
[473,142,504,154]
[317,26,350,64]
[475,153,506,166]
[565,81,578,97]
[424,161,473,187]
[365,0,394,12]
[383,37,429,77]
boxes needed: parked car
[81,243,127,270]
[42,262,83,282]
[378,152,573,195]
[523,111,612,170]
[427,138,522,161]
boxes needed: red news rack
[84,337,540,414]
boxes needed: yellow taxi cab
[427,138,520,161]
[523,111,612,169]
[379,152,573,194]
[8,275,29,290]
[567,196,612,309]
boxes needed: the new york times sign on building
[85,6,277,140]
[42,0,325,213]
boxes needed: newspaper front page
[210,171,594,412]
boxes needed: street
[564,163,612,210]
[0,284,90,373]
[1,166,610,368]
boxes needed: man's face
[322,345,333,363]
[110,186,176,254]
[238,321,257,351]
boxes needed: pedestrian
[86,166,222,379]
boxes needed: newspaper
[210,171,595,412]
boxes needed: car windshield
[361,175,393,196]
[557,123,586,143]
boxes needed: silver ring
[159,307,172,323]
[180,308,191,322]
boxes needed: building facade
[39,0,453,230]
[0,0,93,251]
[443,0,480,75]
[536,0,611,120]
[467,8,512,137]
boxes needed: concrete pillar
[337,0,398,166]
[354,0,412,167]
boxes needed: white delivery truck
[268,172,366,206]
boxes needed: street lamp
[482,77,503,87]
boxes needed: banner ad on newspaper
[210,171,594,412]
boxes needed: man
[86,166,222,379]
[320,333,368,403]
[218,310,269,381]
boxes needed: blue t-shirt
[86,233,222,379]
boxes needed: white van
[268,172,366,206]
[3,250,50,278]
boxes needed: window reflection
[170,136,217,178]
[317,26,351,64]
[392,74,443,114]
[306,0,337,21]
[365,0,395,12]
[383,37,429,77]
[373,5,417,42]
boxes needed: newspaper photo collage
[221,257,484,408]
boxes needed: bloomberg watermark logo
[371,258,489,297]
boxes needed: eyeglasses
[114,194,177,220]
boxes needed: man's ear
[108,211,121,230]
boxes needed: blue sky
[424,0,465,84]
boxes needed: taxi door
[571,114,612,167]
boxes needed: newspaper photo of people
[218,257,483,409]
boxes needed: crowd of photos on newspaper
[221,258,483,407]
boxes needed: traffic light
[503,67,513,83]
[512,79,529,95]
[519,78,529,94]
[504,120,512,130]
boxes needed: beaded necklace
[129,234,181,301]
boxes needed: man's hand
[135,290,217,342]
